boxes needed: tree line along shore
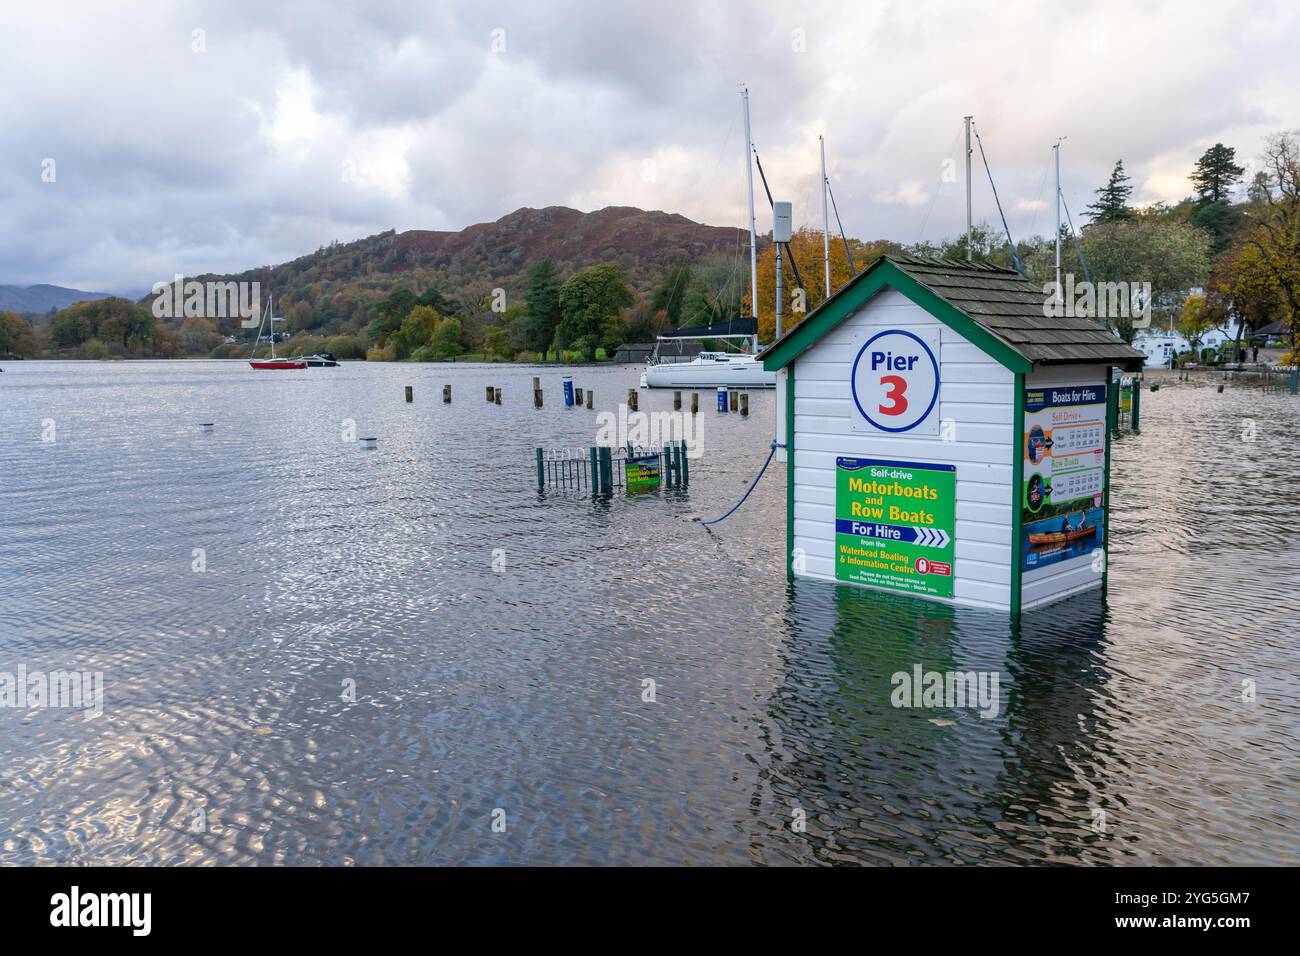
[3,134,1297,366]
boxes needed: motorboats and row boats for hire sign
[837,326,955,598]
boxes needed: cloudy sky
[2,0,1296,292]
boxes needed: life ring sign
[849,328,942,434]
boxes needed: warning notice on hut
[834,457,956,598]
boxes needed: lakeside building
[760,255,1144,613]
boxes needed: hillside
[0,283,114,315]
[190,206,752,333]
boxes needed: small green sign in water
[834,457,956,598]
[624,453,661,491]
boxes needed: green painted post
[599,447,612,494]
[1292,367,1299,395]
[680,439,689,485]
[1010,374,1025,615]
[536,448,544,491]
[785,365,796,579]
[671,441,682,488]
[1131,374,1142,433]
[1102,377,1117,595]
[1107,371,1119,438]
[590,447,598,493]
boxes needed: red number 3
[879,375,909,416]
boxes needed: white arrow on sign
[912,527,951,549]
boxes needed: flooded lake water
[1,360,1297,865]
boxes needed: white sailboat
[640,85,776,389]
[640,317,773,388]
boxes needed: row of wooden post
[407,385,454,402]
[404,384,753,413]
[401,382,597,407]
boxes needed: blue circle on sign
[850,329,941,432]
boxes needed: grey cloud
[0,0,1296,291]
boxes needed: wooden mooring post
[674,390,681,410]
[575,387,583,405]
[740,393,749,416]
[586,389,593,409]
[729,390,738,412]
[486,385,494,402]
[404,385,413,403]
[627,389,638,411]
[691,392,698,414]
[534,388,543,408]
[494,387,502,404]
[443,384,451,403]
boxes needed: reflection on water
[0,362,1297,865]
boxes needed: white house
[760,255,1145,613]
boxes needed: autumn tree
[428,317,464,360]
[393,304,440,359]
[1176,294,1216,358]
[48,297,155,353]
[557,263,633,361]
[367,288,418,344]
[179,317,222,354]
[1079,213,1211,342]
[0,311,39,358]
[619,294,661,343]
[651,266,692,326]
[751,229,902,341]
[680,253,745,333]
[1233,131,1300,356]
[483,325,511,360]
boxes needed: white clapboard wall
[792,287,1015,609]
[1020,363,1109,610]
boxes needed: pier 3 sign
[835,457,956,598]
[850,328,941,434]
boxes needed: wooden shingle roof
[760,254,1147,372]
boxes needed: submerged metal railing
[535,441,691,495]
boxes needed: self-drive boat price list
[835,457,956,598]
[1020,384,1107,572]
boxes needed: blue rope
[700,440,782,526]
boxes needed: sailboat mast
[741,86,759,345]
[1054,141,1062,305]
[820,135,830,299]
[964,116,973,261]
[268,293,275,359]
